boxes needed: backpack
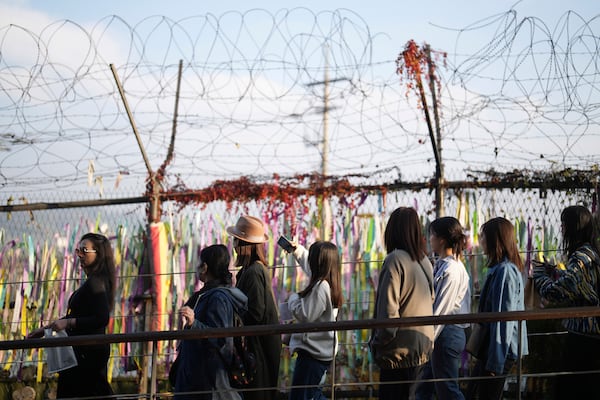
[221,309,257,388]
[214,289,257,389]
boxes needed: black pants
[57,365,113,399]
[378,365,424,400]
[556,331,600,399]
[465,358,515,400]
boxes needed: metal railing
[2,306,600,399]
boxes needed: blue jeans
[415,324,466,400]
[289,350,330,400]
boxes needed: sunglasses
[75,247,97,254]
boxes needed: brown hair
[384,207,427,261]
[234,238,268,268]
[299,241,344,308]
[480,217,524,271]
[429,216,467,257]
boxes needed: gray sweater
[370,249,435,369]
[288,280,338,361]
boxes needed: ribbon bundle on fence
[0,192,566,386]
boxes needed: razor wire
[0,8,599,201]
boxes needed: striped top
[535,243,600,334]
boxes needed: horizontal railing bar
[0,196,149,212]
[2,306,599,351]
[0,179,594,213]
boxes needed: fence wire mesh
[0,183,596,395]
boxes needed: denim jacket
[478,259,529,374]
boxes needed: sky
[3,0,597,57]
[1,0,599,199]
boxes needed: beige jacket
[370,249,435,369]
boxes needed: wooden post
[110,63,157,399]
[425,45,445,217]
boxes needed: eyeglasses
[76,247,97,254]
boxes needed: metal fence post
[150,340,158,400]
[517,320,523,400]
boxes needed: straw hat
[226,215,269,243]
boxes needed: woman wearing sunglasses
[28,232,116,399]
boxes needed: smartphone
[277,236,295,253]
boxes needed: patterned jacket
[534,243,600,334]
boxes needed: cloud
[0,3,125,69]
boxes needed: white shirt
[432,255,471,339]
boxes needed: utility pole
[319,51,331,241]
[305,46,351,240]
[322,56,330,178]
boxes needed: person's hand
[532,260,554,279]
[50,319,69,331]
[532,264,546,280]
[26,318,72,339]
[179,306,195,328]
[26,328,45,339]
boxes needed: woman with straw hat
[227,215,281,400]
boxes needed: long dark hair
[79,232,116,311]
[200,244,232,285]
[429,216,467,257]
[384,207,427,261]
[480,217,524,271]
[234,238,268,268]
[299,241,344,308]
[561,205,599,256]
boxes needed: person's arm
[292,244,311,277]
[534,250,597,306]
[288,281,329,323]
[485,265,520,374]
[27,315,76,338]
[194,292,232,348]
[373,255,402,344]
[29,279,110,339]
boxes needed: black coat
[58,275,113,399]
[236,261,282,400]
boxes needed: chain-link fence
[0,180,597,395]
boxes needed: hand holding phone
[531,258,555,276]
[277,236,296,253]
